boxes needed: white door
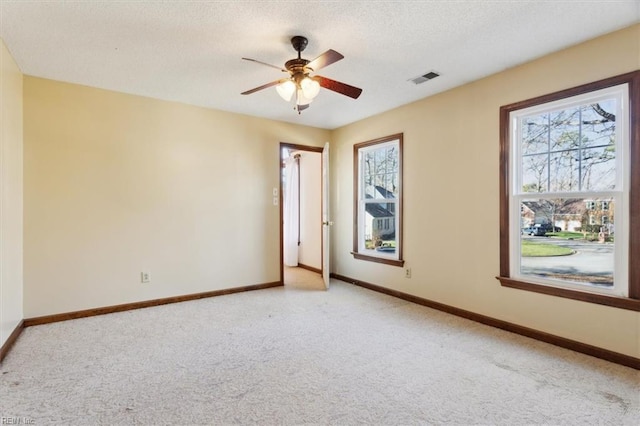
[322,142,331,289]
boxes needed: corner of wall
[0,37,24,349]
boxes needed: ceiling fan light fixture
[300,77,320,99]
[276,80,296,101]
[296,89,313,106]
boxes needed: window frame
[498,71,640,311]
[511,85,627,297]
[352,133,404,267]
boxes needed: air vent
[409,71,440,85]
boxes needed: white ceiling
[1,1,638,130]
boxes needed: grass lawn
[545,231,584,239]
[521,240,574,257]
[546,231,614,243]
[365,240,396,250]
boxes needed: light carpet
[1,270,638,425]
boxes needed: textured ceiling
[1,1,638,129]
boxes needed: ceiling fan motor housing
[285,58,311,83]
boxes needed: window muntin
[509,83,629,298]
[353,134,403,266]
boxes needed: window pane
[522,154,548,192]
[385,173,396,195]
[581,146,616,190]
[374,147,386,173]
[386,147,399,173]
[364,183,376,199]
[522,113,549,155]
[549,107,581,152]
[374,173,385,193]
[363,152,374,186]
[363,201,396,253]
[581,100,616,149]
[519,198,614,288]
[549,150,579,192]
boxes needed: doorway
[280,143,325,289]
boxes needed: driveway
[519,236,614,286]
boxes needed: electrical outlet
[405,268,411,279]
[141,271,151,283]
[273,196,278,206]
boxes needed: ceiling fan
[241,36,363,113]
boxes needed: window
[353,133,404,266]
[499,71,639,311]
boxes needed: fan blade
[241,79,286,95]
[306,49,344,71]
[297,104,310,114]
[314,76,362,99]
[242,57,288,73]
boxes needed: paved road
[520,236,613,285]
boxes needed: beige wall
[298,151,322,270]
[331,24,640,358]
[23,77,330,317]
[0,38,24,347]
[16,24,640,359]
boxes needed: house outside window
[352,134,404,266]
[499,71,639,311]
